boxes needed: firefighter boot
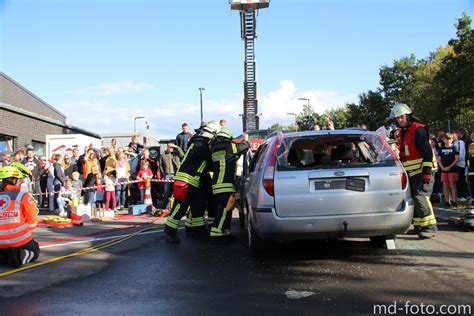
[164,226,181,244]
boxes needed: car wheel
[248,218,266,253]
[369,235,396,249]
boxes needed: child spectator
[437,132,460,208]
[136,160,153,204]
[95,174,105,212]
[104,168,117,211]
[468,143,474,206]
[71,171,83,203]
[57,179,77,217]
[84,165,99,214]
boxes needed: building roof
[0,72,67,119]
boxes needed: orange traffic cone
[144,178,153,206]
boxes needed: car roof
[280,129,369,139]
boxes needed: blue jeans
[163,174,175,208]
[115,178,128,207]
[140,189,146,204]
[84,191,96,206]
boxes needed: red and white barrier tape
[31,178,174,197]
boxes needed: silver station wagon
[242,129,414,252]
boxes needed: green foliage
[293,13,473,132]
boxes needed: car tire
[248,219,267,253]
[369,235,396,249]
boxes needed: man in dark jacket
[175,123,193,154]
[159,143,184,208]
[209,128,250,243]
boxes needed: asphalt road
[0,219,473,316]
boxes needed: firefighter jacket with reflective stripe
[175,136,213,188]
[211,138,250,194]
[468,157,474,177]
[397,122,437,177]
[0,185,37,248]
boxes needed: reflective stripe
[408,169,422,177]
[217,160,225,184]
[212,183,235,190]
[403,158,423,167]
[422,162,433,168]
[175,173,200,187]
[0,231,32,245]
[15,191,26,212]
[0,218,21,225]
[0,223,29,236]
[231,143,238,154]
[178,144,194,172]
[197,161,207,174]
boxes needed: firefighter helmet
[0,166,26,179]
[217,127,233,139]
[389,103,412,119]
[10,162,31,178]
[202,120,221,135]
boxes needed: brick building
[0,72,100,156]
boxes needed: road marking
[41,227,183,249]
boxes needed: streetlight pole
[199,87,205,124]
[133,116,145,135]
[287,113,298,132]
[298,97,310,108]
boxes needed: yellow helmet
[10,162,31,178]
[0,166,26,179]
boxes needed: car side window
[249,144,267,173]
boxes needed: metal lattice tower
[230,0,269,132]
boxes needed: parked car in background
[242,129,413,252]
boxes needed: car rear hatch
[273,132,406,217]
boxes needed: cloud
[57,80,357,140]
[71,80,154,96]
[259,80,356,128]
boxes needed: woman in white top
[115,150,131,210]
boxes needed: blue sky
[1,0,472,138]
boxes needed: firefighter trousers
[210,192,234,238]
[409,174,437,229]
[0,239,40,268]
[165,185,206,234]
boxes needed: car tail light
[262,132,284,197]
[400,172,408,191]
[263,166,275,196]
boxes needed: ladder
[240,10,259,132]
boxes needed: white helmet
[389,103,412,119]
[202,120,221,135]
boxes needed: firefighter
[209,127,250,244]
[0,164,40,268]
[390,103,438,239]
[164,121,221,244]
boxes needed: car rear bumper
[250,200,414,241]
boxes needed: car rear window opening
[276,134,396,170]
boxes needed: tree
[296,103,322,131]
[345,90,390,130]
